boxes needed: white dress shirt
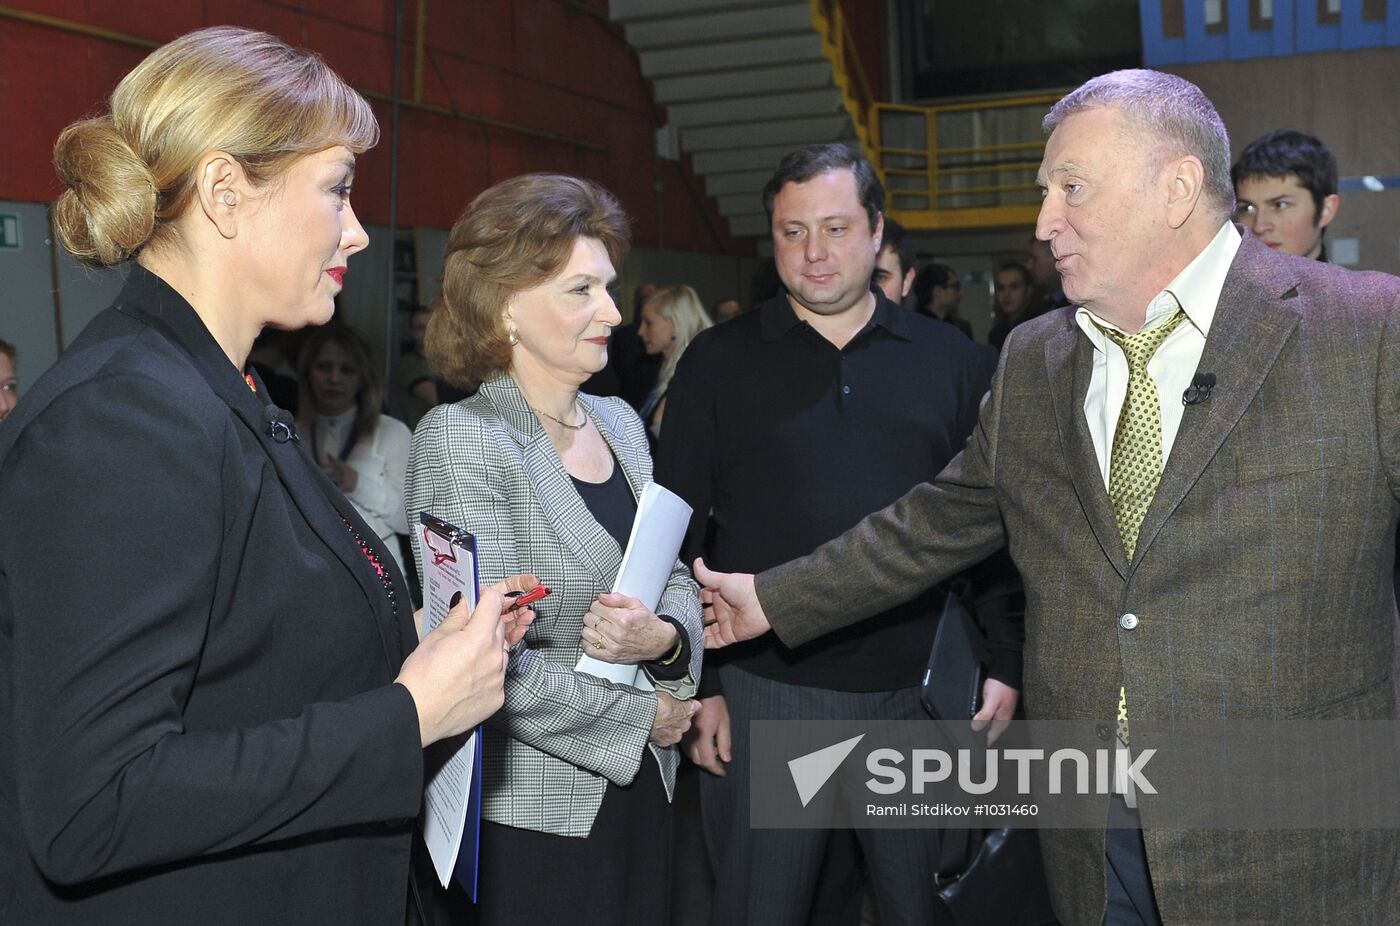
[1074,221,1242,485]
[1074,222,1240,802]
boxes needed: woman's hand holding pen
[501,579,545,647]
[395,573,539,746]
[581,592,677,665]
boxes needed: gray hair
[1044,69,1234,217]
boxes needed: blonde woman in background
[637,284,711,443]
[0,27,533,925]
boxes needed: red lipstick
[326,267,347,285]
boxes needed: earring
[222,191,237,207]
[507,328,520,346]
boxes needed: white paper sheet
[575,482,693,689]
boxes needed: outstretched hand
[692,558,771,649]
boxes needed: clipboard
[415,513,485,901]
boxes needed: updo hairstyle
[52,26,379,268]
[427,174,631,391]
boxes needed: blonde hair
[645,284,711,397]
[53,26,379,268]
[428,173,631,391]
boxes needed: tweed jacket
[758,233,1400,926]
[405,375,702,838]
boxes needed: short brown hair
[428,174,630,390]
[0,340,14,362]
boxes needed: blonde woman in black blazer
[406,174,704,924]
[0,28,532,925]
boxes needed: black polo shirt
[657,290,1019,693]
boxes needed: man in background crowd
[872,217,916,306]
[0,340,18,424]
[711,297,743,323]
[987,260,1039,351]
[247,328,300,415]
[1027,234,1070,311]
[911,262,973,338]
[1232,129,1340,261]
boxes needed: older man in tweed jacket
[698,70,1400,926]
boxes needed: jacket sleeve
[0,373,423,886]
[405,403,659,787]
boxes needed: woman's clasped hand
[580,591,680,664]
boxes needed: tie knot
[1100,307,1187,371]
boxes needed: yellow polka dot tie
[1098,305,1187,744]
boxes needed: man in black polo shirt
[657,144,1022,925]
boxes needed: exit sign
[0,213,19,250]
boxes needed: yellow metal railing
[807,2,1060,231]
[809,0,874,152]
[872,94,1061,230]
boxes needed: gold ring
[593,639,604,650]
[597,616,610,630]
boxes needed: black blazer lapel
[1045,320,1130,578]
[1133,236,1302,567]
[115,267,411,670]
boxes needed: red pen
[505,585,551,612]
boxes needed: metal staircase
[609,0,868,239]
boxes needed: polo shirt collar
[759,288,913,343]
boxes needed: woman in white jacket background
[297,324,412,570]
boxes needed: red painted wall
[837,0,885,101]
[0,0,748,255]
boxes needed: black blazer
[0,266,425,924]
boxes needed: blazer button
[1095,723,1113,741]
[1119,612,1139,631]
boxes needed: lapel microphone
[1182,372,1216,406]
[262,405,300,444]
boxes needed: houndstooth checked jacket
[405,374,702,837]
